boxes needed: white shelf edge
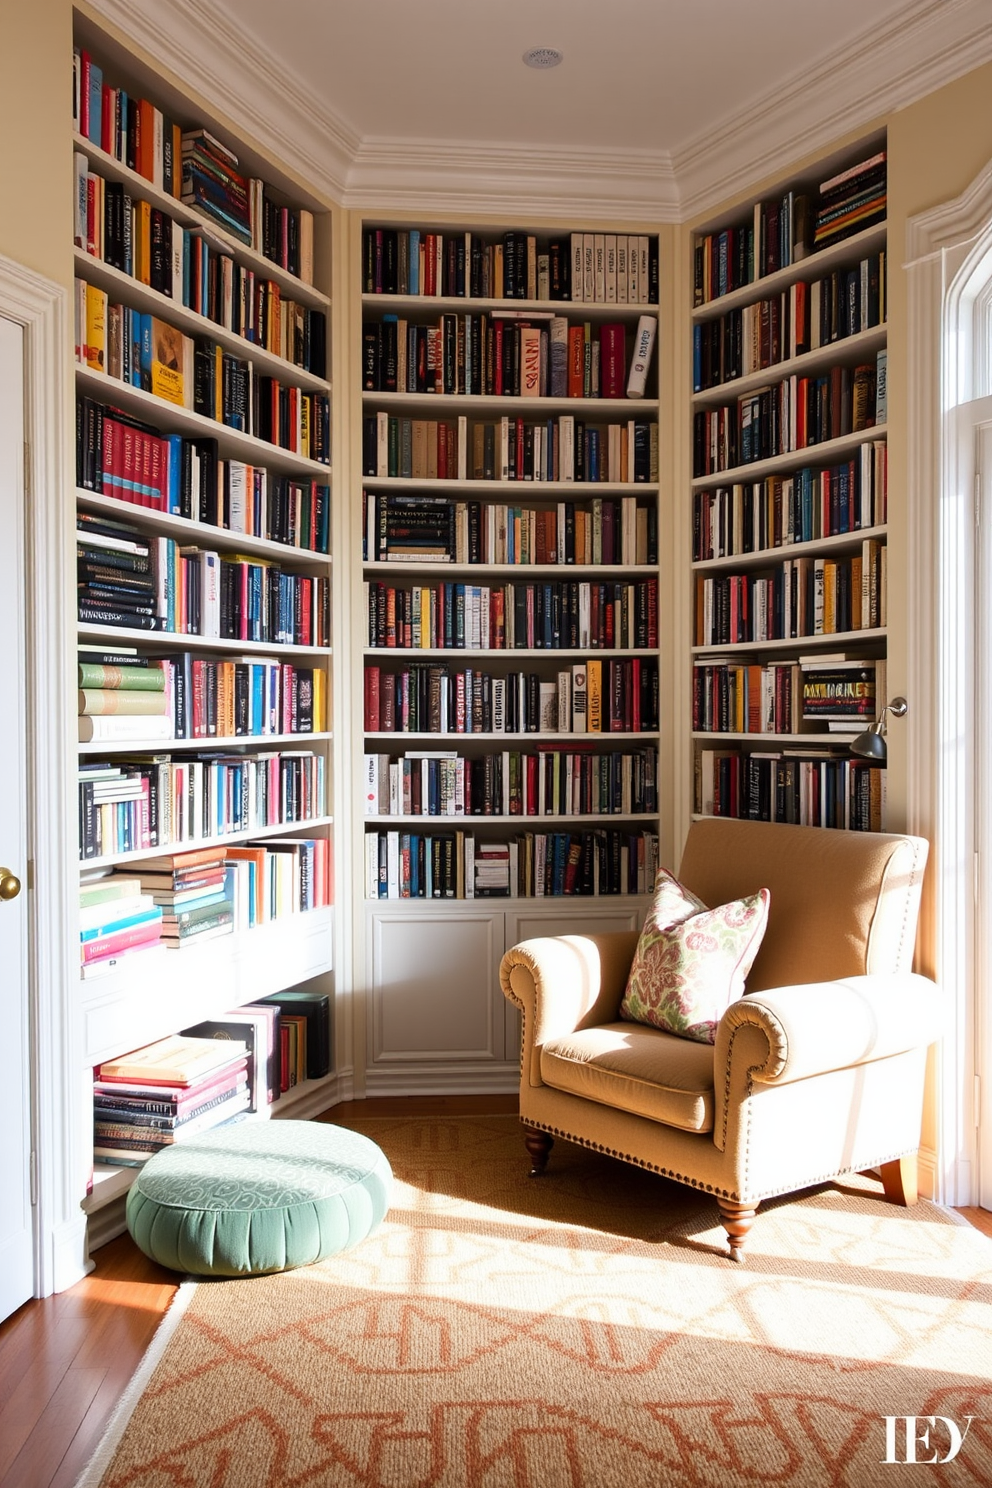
[75,365,331,480]
[79,731,332,756]
[691,523,887,571]
[691,627,887,656]
[364,731,660,743]
[72,132,330,311]
[362,477,659,495]
[691,325,886,408]
[363,813,658,826]
[73,248,330,393]
[690,221,888,323]
[362,293,657,319]
[78,623,331,658]
[77,489,331,565]
[691,424,888,490]
[691,731,860,745]
[79,814,333,870]
[363,391,657,415]
[364,563,657,577]
[363,647,655,659]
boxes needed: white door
[0,315,33,1319]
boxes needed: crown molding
[906,154,992,261]
[342,139,679,223]
[674,0,992,223]
[86,0,991,225]
[83,0,358,204]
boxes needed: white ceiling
[211,0,928,155]
[94,0,992,218]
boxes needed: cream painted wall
[0,0,74,291]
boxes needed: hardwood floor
[2,1094,988,1488]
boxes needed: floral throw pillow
[619,869,770,1043]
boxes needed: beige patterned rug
[78,1114,992,1487]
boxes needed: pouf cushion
[125,1120,392,1276]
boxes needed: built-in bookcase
[355,217,664,1093]
[687,134,889,833]
[71,10,338,1245]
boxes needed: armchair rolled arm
[500,931,640,1088]
[714,972,943,1088]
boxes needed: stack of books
[92,1034,251,1167]
[814,151,887,249]
[117,847,235,949]
[801,655,882,733]
[78,651,172,745]
[181,128,252,247]
[78,511,161,632]
[474,841,511,897]
[80,870,163,979]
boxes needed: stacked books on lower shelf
[92,1033,252,1167]
[80,871,164,977]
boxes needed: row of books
[73,49,315,282]
[364,658,660,736]
[695,542,886,647]
[693,657,882,736]
[362,227,659,305]
[363,490,657,568]
[363,412,659,485]
[692,151,886,305]
[366,826,659,899]
[692,443,887,562]
[77,750,326,861]
[363,313,655,400]
[692,252,886,393]
[78,510,330,645]
[74,159,326,375]
[78,650,325,744]
[692,354,885,479]
[364,746,658,820]
[696,748,885,832]
[76,395,330,552]
[366,578,659,652]
[76,281,330,462]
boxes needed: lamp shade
[850,725,887,760]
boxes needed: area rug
[77,1114,992,1488]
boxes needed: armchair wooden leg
[524,1126,554,1176]
[717,1198,757,1262]
[879,1154,918,1207]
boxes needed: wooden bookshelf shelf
[362,293,657,322]
[690,220,887,323]
[76,365,332,479]
[691,424,887,490]
[361,477,659,496]
[78,622,332,657]
[72,132,331,312]
[74,248,331,393]
[76,490,331,564]
[79,730,332,756]
[692,523,887,572]
[80,814,334,870]
[362,391,657,417]
[691,324,887,408]
[691,626,887,657]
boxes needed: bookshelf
[355,217,663,1093]
[687,135,889,832]
[71,10,339,1242]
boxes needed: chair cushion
[125,1120,392,1277]
[541,1021,716,1132]
[619,868,770,1042]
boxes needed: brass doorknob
[0,869,21,901]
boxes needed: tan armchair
[499,817,940,1260]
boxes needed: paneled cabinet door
[367,907,507,1082]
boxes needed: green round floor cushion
[125,1120,392,1277]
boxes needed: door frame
[0,253,83,1295]
[905,158,992,1206]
